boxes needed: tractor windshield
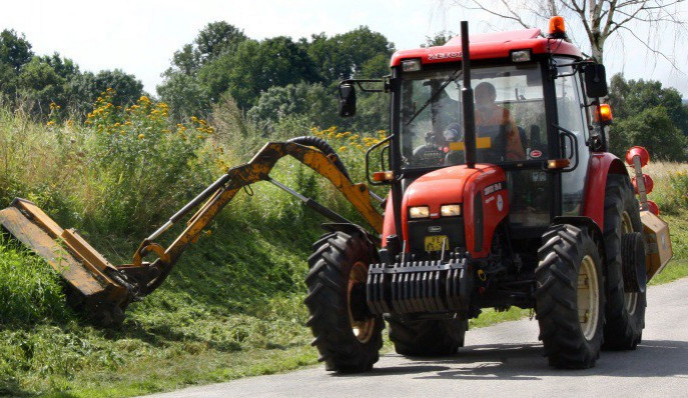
[399,63,547,169]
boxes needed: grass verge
[0,111,686,396]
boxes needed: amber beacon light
[548,16,566,39]
[596,104,613,124]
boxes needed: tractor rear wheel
[387,316,467,356]
[305,230,382,372]
[603,174,646,350]
[535,224,605,369]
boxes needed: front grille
[366,256,471,315]
[407,217,465,253]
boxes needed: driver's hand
[443,123,462,142]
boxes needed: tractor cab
[341,18,613,256]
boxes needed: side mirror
[338,83,356,117]
[583,63,608,98]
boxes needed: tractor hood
[403,164,502,216]
[400,164,508,257]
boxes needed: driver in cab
[473,82,525,161]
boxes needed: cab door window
[555,60,591,216]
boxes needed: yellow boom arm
[128,141,383,294]
[0,140,383,324]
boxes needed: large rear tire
[603,174,646,350]
[305,230,382,373]
[535,224,605,369]
[387,316,467,356]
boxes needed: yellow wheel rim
[578,255,600,340]
[621,211,639,315]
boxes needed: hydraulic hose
[287,136,351,181]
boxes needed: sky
[1,0,686,96]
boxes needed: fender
[582,153,629,230]
[552,216,605,264]
[321,223,381,247]
[381,190,396,246]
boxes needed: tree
[67,69,144,116]
[247,82,338,134]
[170,44,200,76]
[450,0,686,65]
[0,29,33,101]
[157,72,210,121]
[422,31,457,47]
[158,22,248,118]
[199,36,319,108]
[608,73,688,135]
[166,22,247,77]
[194,22,247,65]
[39,53,80,81]
[92,69,144,106]
[609,105,687,160]
[17,57,66,114]
[306,27,395,83]
[0,29,33,72]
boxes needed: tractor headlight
[441,204,461,217]
[409,206,430,219]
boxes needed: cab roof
[390,28,582,67]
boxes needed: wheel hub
[348,261,376,343]
[578,255,600,340]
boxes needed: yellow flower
[46,120,55,126]
[139,96,150,103]
[339,146,347,152]
[138,134,145,139]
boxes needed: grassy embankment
[0,99,687,397]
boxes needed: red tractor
[305,18,672,372]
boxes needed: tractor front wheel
[305,230,382,373]
[535,224,605,369]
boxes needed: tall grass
[644,161,688,214]
[0,92,389,395]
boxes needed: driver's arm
[502,109,526,160]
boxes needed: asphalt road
[143,277,688,398]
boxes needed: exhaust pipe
[461,21,476,169]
